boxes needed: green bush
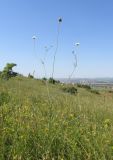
[28,73,34,79]
[108,90,113,93]
[42,77,47,81]
[77,84,91,90]
[1,63,17,80]
[49,77,60,84]
[62,86,77,95]
[90,89,100,94]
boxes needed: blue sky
[0,0,113,78]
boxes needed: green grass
[0,77,113,159]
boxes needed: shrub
[1,63,17,80]
[28,73,34,79]
[48,77,60,84]
[108,90,113,93]
[77,84,91,90]
[62,86,77,95]
[42,77,47,81]
[90,89,100,94]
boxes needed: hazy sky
[0,0,113,78]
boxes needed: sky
[0,0,113,78]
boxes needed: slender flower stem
[52,20,62,79]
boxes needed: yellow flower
[70,113,74,118]
[104,119,110,124]
[104,119,110,128]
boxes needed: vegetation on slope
[0,77,113,159]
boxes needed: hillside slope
[0,78,113,159]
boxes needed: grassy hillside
[0,77,113,160]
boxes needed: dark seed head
[58,18,62,23]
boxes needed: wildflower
[70,113,73,117]
[104,119,110,124]
[70,113,74,118]
[104,119,110,128]
[58,17,62,23]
